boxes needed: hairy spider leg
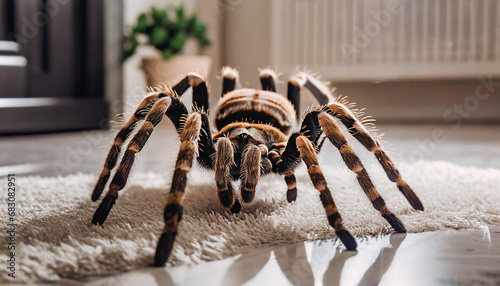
[259,68,279,92]
[271,110,407,249]
[195,112,216,169]
[315,112,406,233]
[300,111,327,147]
[284,172,297,203]
[92,73,208,201]
[287,72,336,119]
[92,95,176,225]
[289,72,423,211]
[272,133,302,174]
[325,103,424,211]
[155,113,203,266]
[171,72,216,168]
[295,135,357,250]
[287,77,301,119]
[268,149,298,203]
[220,66,241,97]
[294,74,424,211]
[172,72,210,113]
[92,92,162,201]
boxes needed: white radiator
[271,0,500,81]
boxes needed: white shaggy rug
[1,161,500,283]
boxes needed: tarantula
[90,67,424,266]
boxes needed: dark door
[0,0,108,134]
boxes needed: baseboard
[0,98,109,134]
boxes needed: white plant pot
[142,55,212,88]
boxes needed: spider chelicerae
[90,67,424,266]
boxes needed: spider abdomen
[214,88,296,134]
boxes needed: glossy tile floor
[3,124,500,285]
[76,227,499,286]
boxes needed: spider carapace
[90,67,424,266]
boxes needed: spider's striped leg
[284,172,297,203]
[155,113,203,266]
[295,74,423,211]
[315,112,406,233]
[300,111,327,148]
[272,133,302,174]
[196,112,216,169]
[268,150,298,203]
[215,137,241,213]
[287,72,336,119]
[92,96,175,225]
[240,145,261,203]
[220,66,240,97]
[287,76,302,119]
[170,72,210,113]
[295,135,357,250]
[259,68,278,92]
[92,92,166,201]
[326,102,424,211]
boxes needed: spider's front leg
[91,72,211,226]
[270,133,356,249]
[155,112,203,266]
[91,92,169,201]
[295,135,358,250]
[272,133,357,249]
[290,72,424,211]
[273,111,408,250]
[325,102,424,211]
[92,93,182,225]
[310,111,407,233]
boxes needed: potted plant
[123,4,212,87]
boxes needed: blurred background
[1,0,500,176]
[1,0,500,134]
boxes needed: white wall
[223,0,273,88]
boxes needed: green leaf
[150,26,168,46]
[176,5,185,18]
[127,34,138,46]
[192,22,206,37]
[176,5,187,30]
[199,36,211,47]
[135,13,148,33]
[151,6,168,26]
[187,15,197,31]
[162,49,174,59]
[124,4,212,56]
[169,32,187,51]
[176,17,187,30]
